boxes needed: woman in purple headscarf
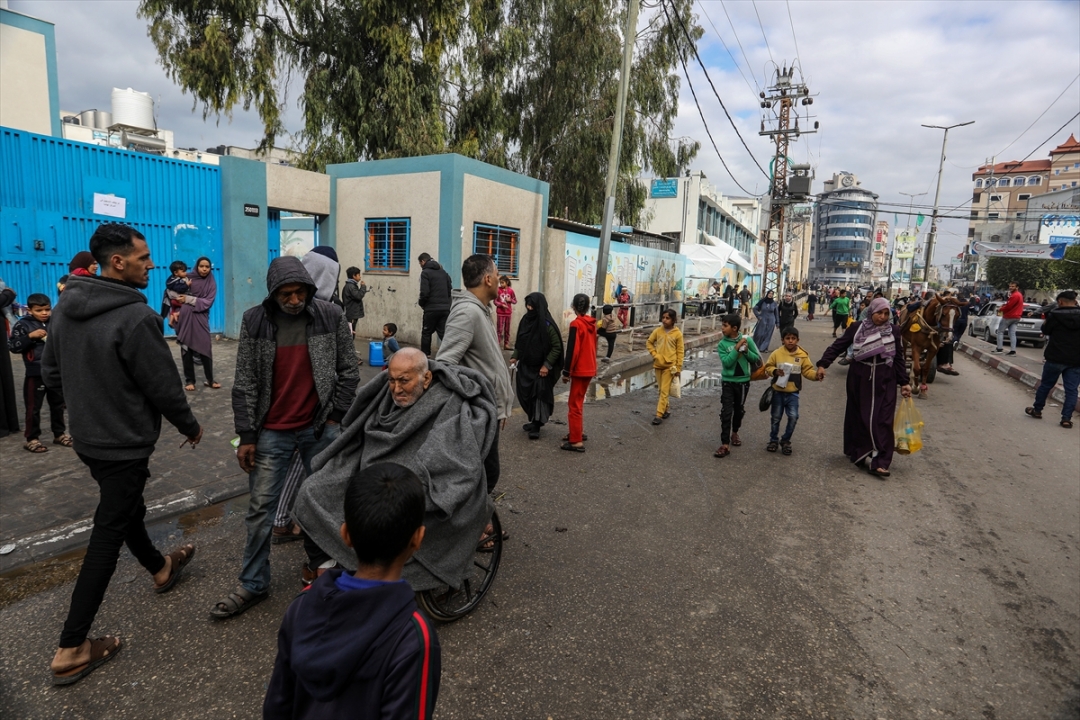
[176,256,219,390]
[815,297,912,478]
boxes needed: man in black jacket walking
[1026,290,1080,428]
[43,223,203,685]
[418,252,453,356]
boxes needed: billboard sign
[894,231,916,259]
[1038,214,1080,246]
[972,241,1067,260]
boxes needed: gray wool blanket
[293,360,497,591]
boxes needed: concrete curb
[957,342,1079,413]
[0,474,249,575]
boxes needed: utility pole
[759,65,816,296]
[594,0,641,305]
[921,121,974,285]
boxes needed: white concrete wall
[0,23,51,135]
[461,173,545,343]
[267,164,330,215]
[334,172,442,346]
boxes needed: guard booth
[0,127,224,332]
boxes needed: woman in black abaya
[510,293,563,440]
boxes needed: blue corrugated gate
[0,127,224,333]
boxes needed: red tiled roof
[1050,133,1080,154]
[973,159,1050,177]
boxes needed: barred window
[473,223,519,277]
[365,218,410,272]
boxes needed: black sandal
[781,442,792,455]
[209,587,268,619]
[1062,420,1074,429]
[1025,407,1043,419]
[766,441,779,452]
[560,442,586,452]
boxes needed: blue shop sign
[650,178,679,198]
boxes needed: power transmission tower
[758,65,816,295]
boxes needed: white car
[969,301,1045,348]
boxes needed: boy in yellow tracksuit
[762,326,819,454]
[646,309,684,426]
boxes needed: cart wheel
[416,511,503,622]
[926,355,937,384]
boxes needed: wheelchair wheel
[416,510,503,622]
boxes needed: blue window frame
[473,223,520,277]
[364,218,410,272]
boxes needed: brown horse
[901,295,958,397]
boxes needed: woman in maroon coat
[816,297,912,478]
[176,256,219,390]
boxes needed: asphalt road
[0,318,1077,719]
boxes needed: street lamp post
[921,121,974,286]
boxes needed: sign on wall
[650,179,679,199]
[1038,214,1080,246]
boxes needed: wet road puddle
[556,349,722,403]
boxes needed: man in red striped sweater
[264,462,441,720]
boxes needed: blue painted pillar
[220,156,268,338]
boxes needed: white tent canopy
[681,243,734,279]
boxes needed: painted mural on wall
[563,231,685,322]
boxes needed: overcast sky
[9,0,1080,265]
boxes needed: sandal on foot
[478,526,510,552]
[52,636,122,686]
[651,417,663,425]
[661,411,671,419]
[1025,407,1042,419]
[153,544,196,594]
[559,434,587,442]
[731,433,742,447]
[210,587,268,619]
[864,464,890,479]
[560,442,586,452]
[272,523,303,544]
[204,381,222,389]
[1062,420,1074,429]
[24,439,48,453]
[766,441,779,452]
[713,445,730,458]
[781,442,792,456]
[53,434,73,447]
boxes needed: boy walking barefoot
[715,314,759,458]
[646,309,684,425]
[763,327,819,455]
[264,462,440,719]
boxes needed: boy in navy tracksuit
[8,293,69,452]
[264,462,440,720]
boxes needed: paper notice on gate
[93,193,127,218]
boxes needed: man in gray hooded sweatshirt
[437,254,513,493]
[211,256,359,619]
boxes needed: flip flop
[560,442,586,452]
[52,636,122,686]
[560,434,588,442]
[153,544,196,594]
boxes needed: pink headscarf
[852,297,896,364]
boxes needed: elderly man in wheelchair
[293,347,503,621]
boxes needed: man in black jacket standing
[1026,290,1080,429]
[43,223,203,685]
[418,252,453,356]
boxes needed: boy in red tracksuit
[560,294,596,452]
[993,281,1024,355]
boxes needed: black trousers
[720,381,749,446]
[937,341,954,366]
[832,313,849,331]
[596,329,617,358]
[421,309,449,356]
[181,347,214,385]
[60,454,165,648]
[22,375,65,441]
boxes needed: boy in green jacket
[715,313,760,458]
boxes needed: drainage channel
[0,499,247,608]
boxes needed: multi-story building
[784,205,814,286]
[640,172,762,285]
[967,159,1051,244]
[1049,134,1080,192]
[809,172,878,285]
[871,220,890,282]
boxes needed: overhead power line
[718,0,760,91]
[695,0,759,101]
[664,0,770,178]
[751,0,776,67]
[998,73,1080,157]
[785,0,802,67]
[1019,110,1080,162]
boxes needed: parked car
[969,301,1045,348]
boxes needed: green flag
[916,214,925,227]
[894,214,899,226]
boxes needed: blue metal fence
[0,127,224,332]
